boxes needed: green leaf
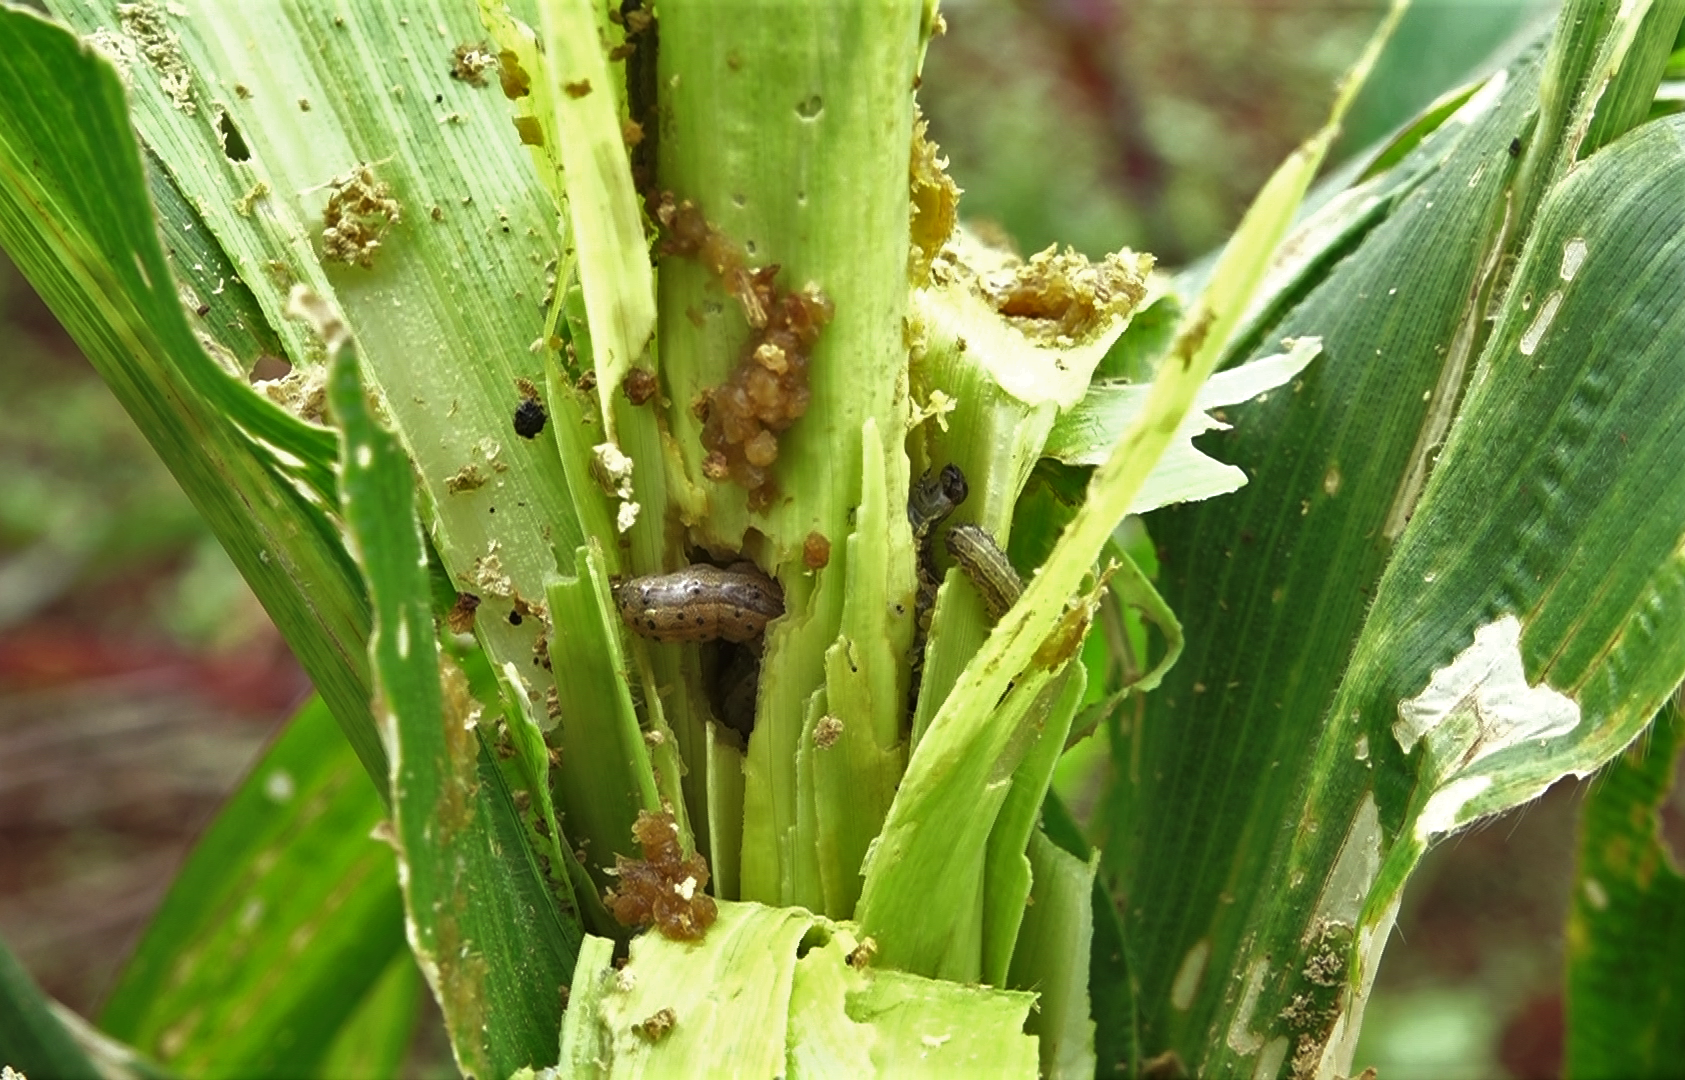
[44,0,595,808]
[1299,109,1685,1076]
[328,330,579,1078]
[808,419,919,916]
[536,0,656,435]
[315,952,422,1080]
[0,936,104,1080]
[1565,701,1685,1078]
[571,903,812,1077]
[556,934,616,1078]
[1008,831,1100,1079]
[1512,0,1682,244]
[1044,337,1322,513]
[1100,42,1543,1073]
[857,0,1402,983]
[648,3,930,912]
[1111,68,1685,1080]
[557,901,1041,1078]
[543,544,669,877]
[981,667,1087,987]
[0,3,381,787]
[1043,790,1140,1078]
[1581,0,1685,156]
[99,696,404,1079]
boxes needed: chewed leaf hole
[217,109,251,161]
[249,353,292,382]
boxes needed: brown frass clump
[622,367,658,406]
[657,195,834,511]
[635,1008,676,1043]
[802,530,831,570]
[320,164,401,268]
[449,42,496,87]
[446,591,481,633]
[606,809,718,941]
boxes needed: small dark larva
[945,524,1023,623]
[612,563,784,643]
[908,463,972,705]
[908,463,969,540]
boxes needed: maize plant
[3,0,1685,1076]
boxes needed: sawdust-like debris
[116,2,195,114]
[320,164,402,268]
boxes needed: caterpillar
[613,563,783,643]
[945,524,1023,623]
[908,462,969,541]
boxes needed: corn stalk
[4,0,1685,1077]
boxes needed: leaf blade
[329,330,580,1078]
[0,5,382,782]
[1564,702,1685,1078]
[99,697,403,1079]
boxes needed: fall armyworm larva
[945,524,1023,622]
[613,563,784,643]
[908,463,969,540]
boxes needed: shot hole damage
[248,353,291,383]
[216,109,251,161]
[497,50,531,99]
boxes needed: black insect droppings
[513,397,548,439]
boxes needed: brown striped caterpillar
[945,524,1023,622]
[612,563,783,643]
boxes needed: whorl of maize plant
[10,0,1685,1076]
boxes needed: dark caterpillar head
[909,462,969,537]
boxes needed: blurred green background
[0,2,1566,1076]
